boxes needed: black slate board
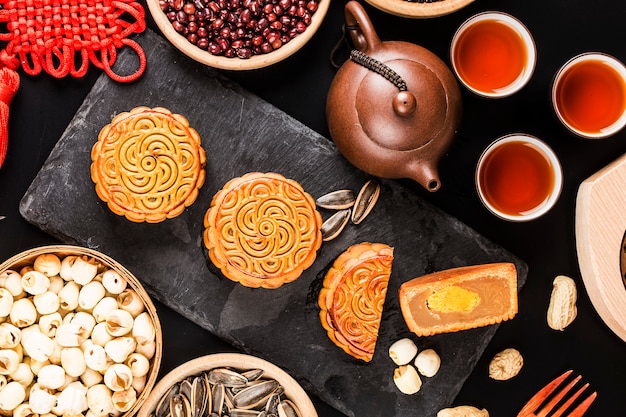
[19,29,527,417]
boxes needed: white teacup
[476,134,562,221]
[451,12,536,98]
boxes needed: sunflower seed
[316,189,355,210]
[351,180,380,225]
[321,209,351,241]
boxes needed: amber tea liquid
[555,58,626,135]
[479,140,555,217]
[453,18,528,94]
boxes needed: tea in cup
[552,52,626,138]
[451,12,536,98]
[476,134,562,221]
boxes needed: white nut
[80,368,104,388]
[388,338,418,366]
[117,290,144,317]
[84,344,109,372]
[69,312,97,340]
[101,271,127,295]
[105,309,134,337]
[70,257,98,286]
[87,384,114,416]
[125,353,150,378]
[0,349,21,375]
[414,348,441,377]
[48,276,65,294]
[33,254,62,277]
[103,364,133,392]
[55,323,86,347]
[0,323,20,348]
[55,381,88,414]
[29,384,57,414]
[91,322,114,347]
[61,347,87,377]
[3,272,24,298]
[78,281,106,311]
[112,387,137,412]
[21,325,55,362]
[21,270,50,295]
[132,312,155,344]
[38,312,63,338]
[9,298,37,328]
[105,337,136,363]
[37,364,66,390]
[0,289,14,318]
[9,362,33,386]
[58,281,80,312]
[131,375,147,393]
[59,256,78,281]
[92,297,118,323]
[0,381,26,411]
[393,364,422,395]
[33,291,60,315]
[134,339,156,360]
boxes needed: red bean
[161,0,319,57]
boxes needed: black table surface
[1,0,625,415]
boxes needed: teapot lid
[351,49,452,151]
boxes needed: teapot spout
[409,162,441,192]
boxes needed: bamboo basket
[137,353,318,417]
[364,0,475,18]
[0,245,163,417]
[146,0,330,71]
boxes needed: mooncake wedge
[319,242,394,362]
[399,262,517,337]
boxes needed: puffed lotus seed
[414,348,441,377]
[393,364,422,395]
[388,338,418,366]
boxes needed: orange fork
[517,370,597,417]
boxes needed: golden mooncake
[398,262,518,337]
[203,172,323,289]
[91,106,206,223]
[319,242,394,362]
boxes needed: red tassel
[0,66,20,169]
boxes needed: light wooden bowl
[0,245,163,417]
[364,0,475,18]
[137,353,318,417]
[146,0,330,70]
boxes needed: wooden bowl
[0,245,163,417]
[146,0,330,70]
[364,0,475,18]
[137,353,318,417]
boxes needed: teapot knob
[393,91,416,116]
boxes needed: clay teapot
[326,1,462,192]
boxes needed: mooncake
[91,106,206,223]
[203,172,323,289]
[318,242,394,362]
[398,262,518,337]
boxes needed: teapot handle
[344,1,382,53]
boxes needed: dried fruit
[547,275,577,331]
[488,348,523,380]
[437,405,489,417]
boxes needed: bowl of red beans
[147,0,329,70]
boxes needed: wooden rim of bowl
[137,353,319,417]
[364,0,475,18]
[0,245,163,417]
[146,0,330,70]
